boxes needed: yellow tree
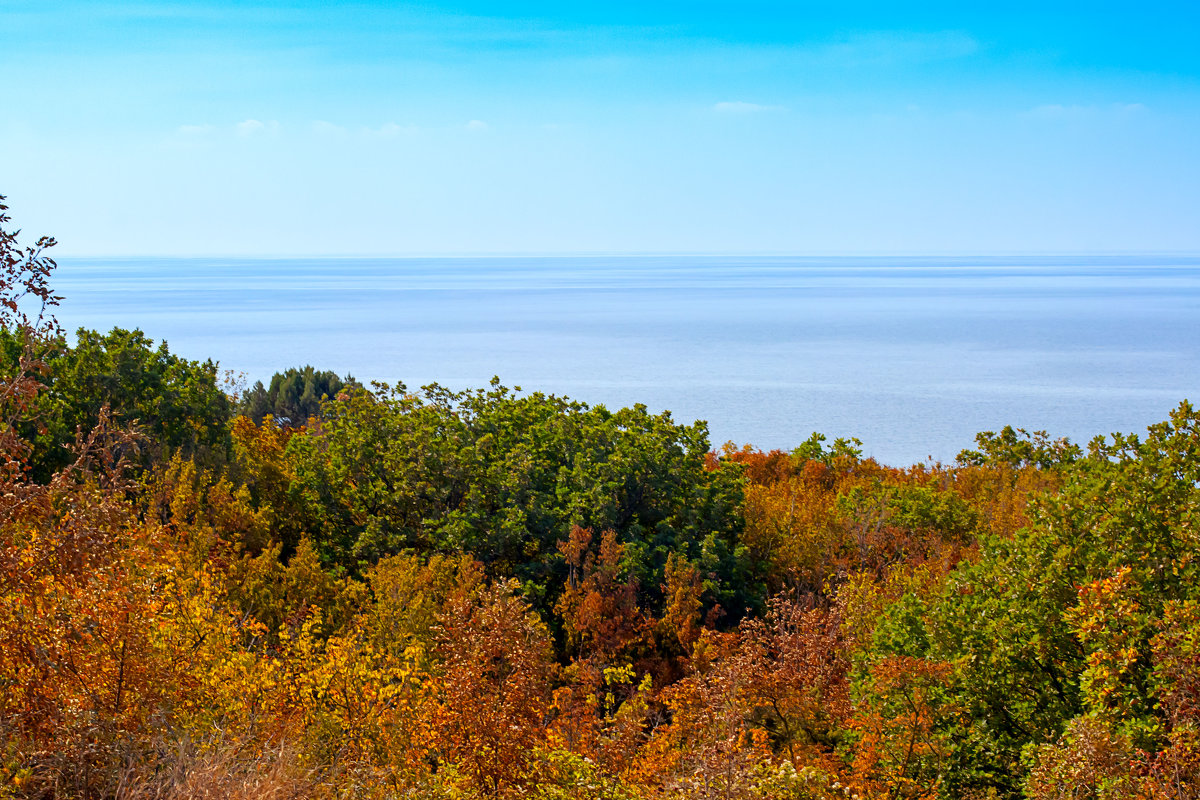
[433,579,555,798]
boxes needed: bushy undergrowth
[2,196,1199,799]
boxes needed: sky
[2,1,1199,256]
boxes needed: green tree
[957,425,1080,470]
[239,365,354,427]
[0,326,233,480]
[864,402,1200,797]
[251,379,755,623]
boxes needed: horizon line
[53,250,1200,260]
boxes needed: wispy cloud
[236,119,264,136]
[818,30,978,66]
[175,123,214,136]
[165,123,217,150]
[713,101,782,114]
[168,119,283,146]
[311,120,347,137]
[236,119,279,137]
[465,119,489,131]
[1026,102,1149,119]
[368,122,419,137]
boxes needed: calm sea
[52,256,1200,466]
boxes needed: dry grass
[114,740,319,800]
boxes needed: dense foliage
[238,365,352,428]
[0,325,231,480]
[2,196,1198,799]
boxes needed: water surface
[53,256,1200,465]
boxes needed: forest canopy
[1,195,1198,800]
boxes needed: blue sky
[2,1,1199,255]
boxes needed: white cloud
[820,31,978,66]
[236,119,265,136]
[1026,102,1149,120]
[366,122,419,137]
[176,123,214,136]
[311,120,348,137]
[713,101,781,114]
[166,123,217,150]
[465,119,489,130]
[236,119,279,137]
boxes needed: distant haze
[2,1,1199,256]
[51,255,1200,465]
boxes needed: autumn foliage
[2,196,1199,799]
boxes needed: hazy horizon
[49,254,1200,465]
[53,250,1200,260]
